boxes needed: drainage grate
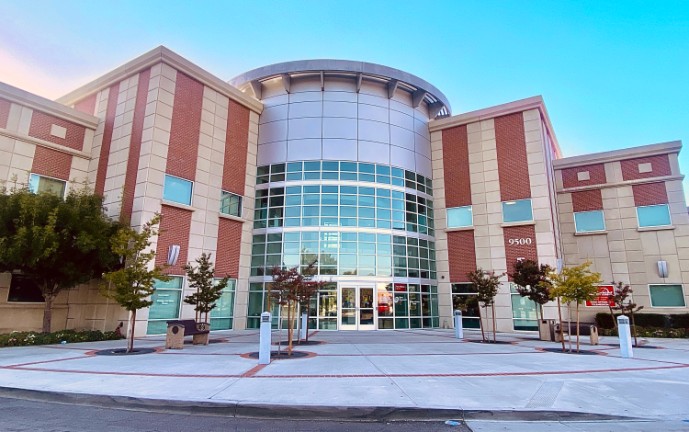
[526,381,564,408]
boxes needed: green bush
[634,314,667,328]
[598,326,688,338]
[595,312,688,330]
[0,329,123,347]
[671,314,689,328]
[595,313,616,329]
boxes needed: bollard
[454,310,464,339]
[259,312,272,365]
[299,312,308,340]
[617,315,633,358]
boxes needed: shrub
[633,314,668,328]
[0,329,122,347]
[671,314,689,328]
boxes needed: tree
[269,261,321,354]
[549,261,602,352]
[294,262,326,343]
[510,259,553,336]
[610,281,644,347]
[100,214,169,353]
[183,253,230,324]
[0,184,120,332]
[466,268,503,343]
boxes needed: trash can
[554,323,568,343]
[539,319,555,341]
[166,322,185,349]
[589,325,599,345]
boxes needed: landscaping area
[0,329,123,347]
[595,312,689,338]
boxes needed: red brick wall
[503,225,538,279]
[0,98,10,129]
[95,83,120,195]
[495,112,531,201]
[156,205,192,275]
[222,100,250,195]
[28,111,86,151]
[561,163,607,189]
[571,189,603,212]
[215,218,242,277]
[74,94,97,116]
[442,125,472,207]
[31,146,72,180]
[633,182,668,206]
[121,69,151,223]
[447,230,476,283]
[166,72,203,180]
[621,155,672,181]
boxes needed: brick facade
[222,100,250,195]
[215,218,243,277]
[95,83,120,195]
[31,146,72,180]
[166,72,204,180]
[622,155,672,181]
[155,205,192,275]
[447,230,476,282]
[633,182,669,206]
[495,112,531,201]
[74,94,97,116]
[442,125,472,207]
[503,225,538,278]
[571,189,604,212]
[561,163,607,189]
[28,111,86,151]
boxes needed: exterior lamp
[657,260,669,278]
[167,245,180,266]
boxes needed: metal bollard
[259,312,272,365]
[617,315,633,358]
[454,310,464,339]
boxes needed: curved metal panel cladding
[256,75,433,178]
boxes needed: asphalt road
[0,396,470,432]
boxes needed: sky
[1,0,688,199]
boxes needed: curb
[0,386,637,422]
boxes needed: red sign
[394,283,407,292]
[585,285,615,307]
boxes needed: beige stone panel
[16,106,33,134]
[638,232,661,255]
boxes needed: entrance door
[340,286,375,330]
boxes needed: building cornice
[428,95,562,158]
[553,141,682,169]
[0,82,98,128]
[56,46,263,114]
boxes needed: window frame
[573,210,606,233]
[502,199,534,223]
[636,204,672,228]
[220,191,242,217]
[163,174,194,206]
[446,205,473,228]
[649,284,686,308]
[28,173,67,198]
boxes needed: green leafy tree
[610,281,644,347]
[466,268,504,342]
[294,262,326,343]
[549,261,602,352]
[0,184,120,332]
[510,259,553,336]
[100,214,169,353]
[183,252,229,323]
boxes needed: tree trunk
[536,304,542,340]
[556,297,565,352]
[609,305,618,330]
[287,302,293,355]
[127,310,136,353]
[305,301,310,342]
[42,293,55,333]
[478,305,485,342]
[491,303,497,343]
[577,302,580,353]
[631,312,638,347]
[567,303,572,353]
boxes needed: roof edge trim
[553,140,682,169]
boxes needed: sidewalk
[0,329,688,423]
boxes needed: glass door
[339,285,376,330]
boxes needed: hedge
[596,312,689,330]
[0,329,123,347]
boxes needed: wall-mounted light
[657,260,669,278]
[167,245,180,266]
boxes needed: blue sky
[1,0,687,199]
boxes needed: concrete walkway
[0,329,688,425]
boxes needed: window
[637,204,671,228]
[220,191,242,217]
[447,206,472,228]
[7,274,44,302]
[147,277,183,334]
[574,210,605,233]
[451,283,480,329]
[29,174,66,197]
[510,283,538,331]
[163,175,193,206]
[649,284,685,307]
[502,199,533,223]
[210,279,236,330]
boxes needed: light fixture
[167,245,180,266]
[657,261,669,278]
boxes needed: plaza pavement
[0,328,688,428]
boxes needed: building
[0,46,687,335]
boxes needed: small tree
[466,268,503,342]
[101,214,169,353]
[183,253,229,324]
[510,260,553,337]
[610,281,643,347]
[0,184,120,332]
[294,262,325,343]
[549,261,602,352]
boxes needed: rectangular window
[510,283,538,331]
[210,279,236,330]
[163,175,193,206]
[147,277,183,334]
[451,283,480,329]
[447,206,472,228]
[7,274,44,302]
[574,210,605,233]
[502,199,533,223]
[637,204,671,228]
[29,173,66,198]
[649,284,685,307]
[220,191,242,217]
